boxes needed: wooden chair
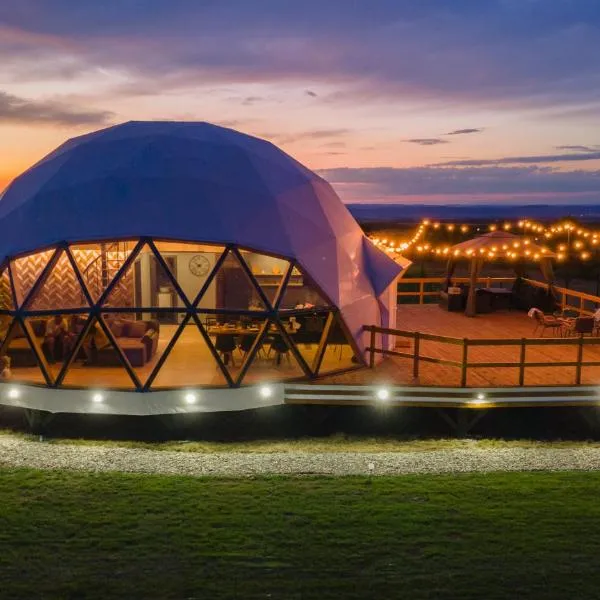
[530,309,563,337]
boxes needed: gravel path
[3,434,600,476]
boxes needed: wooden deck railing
[397,276,600,314]
[364,325,600,387]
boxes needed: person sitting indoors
[44,315,72,362]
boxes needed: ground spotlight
[91,393,104,403]
[7,387,20,399]
[184,392,197,405]
[259,385,273,399]
[476,393,486,401]
[376,388,390,401]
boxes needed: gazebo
[444,231,556,316]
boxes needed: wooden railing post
[369,327,376,369]
[518,338,526,386]
[419,281,424,304]
[460,338,469,387]
[413,331,420,379]
[575,334,584,385]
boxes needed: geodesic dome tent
[0,121,403,395]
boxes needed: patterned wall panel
[11,250,54,306]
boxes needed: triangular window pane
[0,315,12,349]
[0,268,14,311]
[11,249,54,307]
[278,265,330,310]
[153,241,224,306]
[103,244,186,322]
[211,251,267,311]
[240,250,291,308]
[25,314,91,382]
[151,318,228,388]
[70,241,137,302]
[28,251,90,310]
[239,319,306,385]
[282,310,329,374]
[61,316,137,389]
[203,313,268,382]
[0,320,47,384]
[103,311,184,386]
[318,314,360,374]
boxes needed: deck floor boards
[319,304,600,388]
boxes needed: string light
[368,217,600,264]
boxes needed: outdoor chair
[563,316,595,337]
[529,308,563,337]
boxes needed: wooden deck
[321,304,600,388]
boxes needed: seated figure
[44,315,73,362]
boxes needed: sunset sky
[1,1,600,205]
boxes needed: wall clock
[189,254,211,277]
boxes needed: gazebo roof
[450,231,555,259]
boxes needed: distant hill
[347,204,600,224]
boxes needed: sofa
[95,318,160,367]
[6,319,47,367]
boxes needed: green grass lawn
[2,469,600,599]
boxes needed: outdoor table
[479,287,513,311]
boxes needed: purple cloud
[445,128,483,135]
[406,138,449,146]
[1,2,600,111]
[0,90,113,126]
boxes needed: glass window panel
[0,314,12,349]
[284,310,330,374]
[153,241,224,307]
[0,320,47,384]
[70,241,137,302]
[61,316,136,389]
[278,264,331,310]
[240,250,291,308]
[11,249,54,307]
[151,318,228,389]
[240,319,306,385]
[28,251,89,310]
[0,268,14,311]
[209,251,267,311]
[26,314,91,382]
[101,311,184,386]
[318,315,360,374]
[203,312,268,382]
[103,244,185,323]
